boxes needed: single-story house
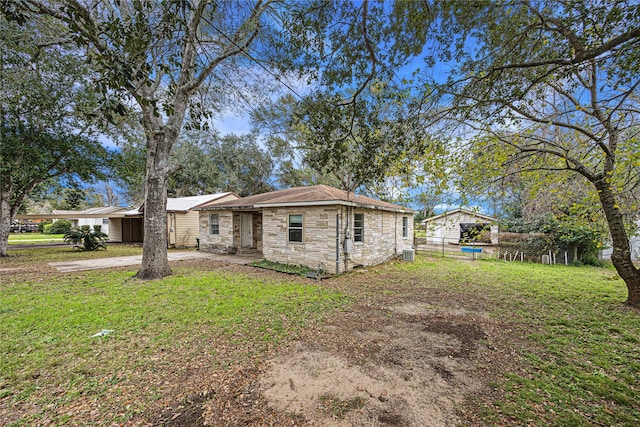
[16,193,238,247]
[421,208,498,245]
[196,184,414,274]
[51,206,130,236]
[109,192,238,246]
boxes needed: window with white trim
[288,214,303,242]
[354,213,364,242]
[209,214,219,235]
[402,216,408,238]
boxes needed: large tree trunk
[135,130,174,280]
[0,192,13,257]
[594,179,640,308]
[135,87,188,280]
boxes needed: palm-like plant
[64,227,108,251]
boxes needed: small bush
[43,223,53,234]
[93,224,102,233]
[38,221,51,233]
[63,228,108,251]
[581,254,605,267]
[252,260,318,277]
[50,220,72,234]
[80,225,91,232]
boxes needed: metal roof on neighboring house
[421,208,496,224]
[196,185,413,213]
[52,206,131,216]
[165,193,235,212]
[15,206,132,220]
[16,194,237,221]
[131,192,237,215]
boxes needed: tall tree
[250,0,437,194]
[7,0,436,277]
[431,0,640,306]
[113,130,276,200]
[168,131,276,197]
[7,0,286,279]
[253,89,431,192]
[0,16,107,256]
[111,134,147,206]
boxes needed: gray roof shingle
[197,185,412,213]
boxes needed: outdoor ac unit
[402,249,415,262]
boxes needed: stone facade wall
[340,208,413,273]
[199,210,262,253]
[200,205,414,273]
[262,205,413,274]
[198,211,235,253]
[262,206,339,270]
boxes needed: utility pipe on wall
[335,214,340,274]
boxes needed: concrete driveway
[49,251,263,273]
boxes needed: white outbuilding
[421,208,498,245]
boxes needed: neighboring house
[51,206,131,236]
[17,194,238,246]
[421,208,498,245]
[108,193,238,246]
[196,184,414,274]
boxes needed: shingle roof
[197,185,412,213]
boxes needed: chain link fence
[415,236,496,260]
[415,234,581,265]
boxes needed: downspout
[395,212,398,255]
[335,213,340,274]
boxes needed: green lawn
[413,228,426,238]
[0,257,347,425]
[397,257,640,426]
[1,245,144,266]
[1,249,638,426]
[7,233,64,244]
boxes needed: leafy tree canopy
[0,15,108,256]
[425,0,640,306]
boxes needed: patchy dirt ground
[261,310,485,427]
[145,259,526,427]
[2,257,527,426]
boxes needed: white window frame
[354,213,364,243]
[209,213,219,235]
[288,214,303,243]
[402,216,408,238]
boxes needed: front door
[241,213,253,248]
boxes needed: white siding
[77,217,110,235]
[108,218,123,242]
[424,212,496,244]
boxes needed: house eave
[15,213,128,220]
[198,200,413,214]
[421,208,495,224]
[255,200,358,209]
